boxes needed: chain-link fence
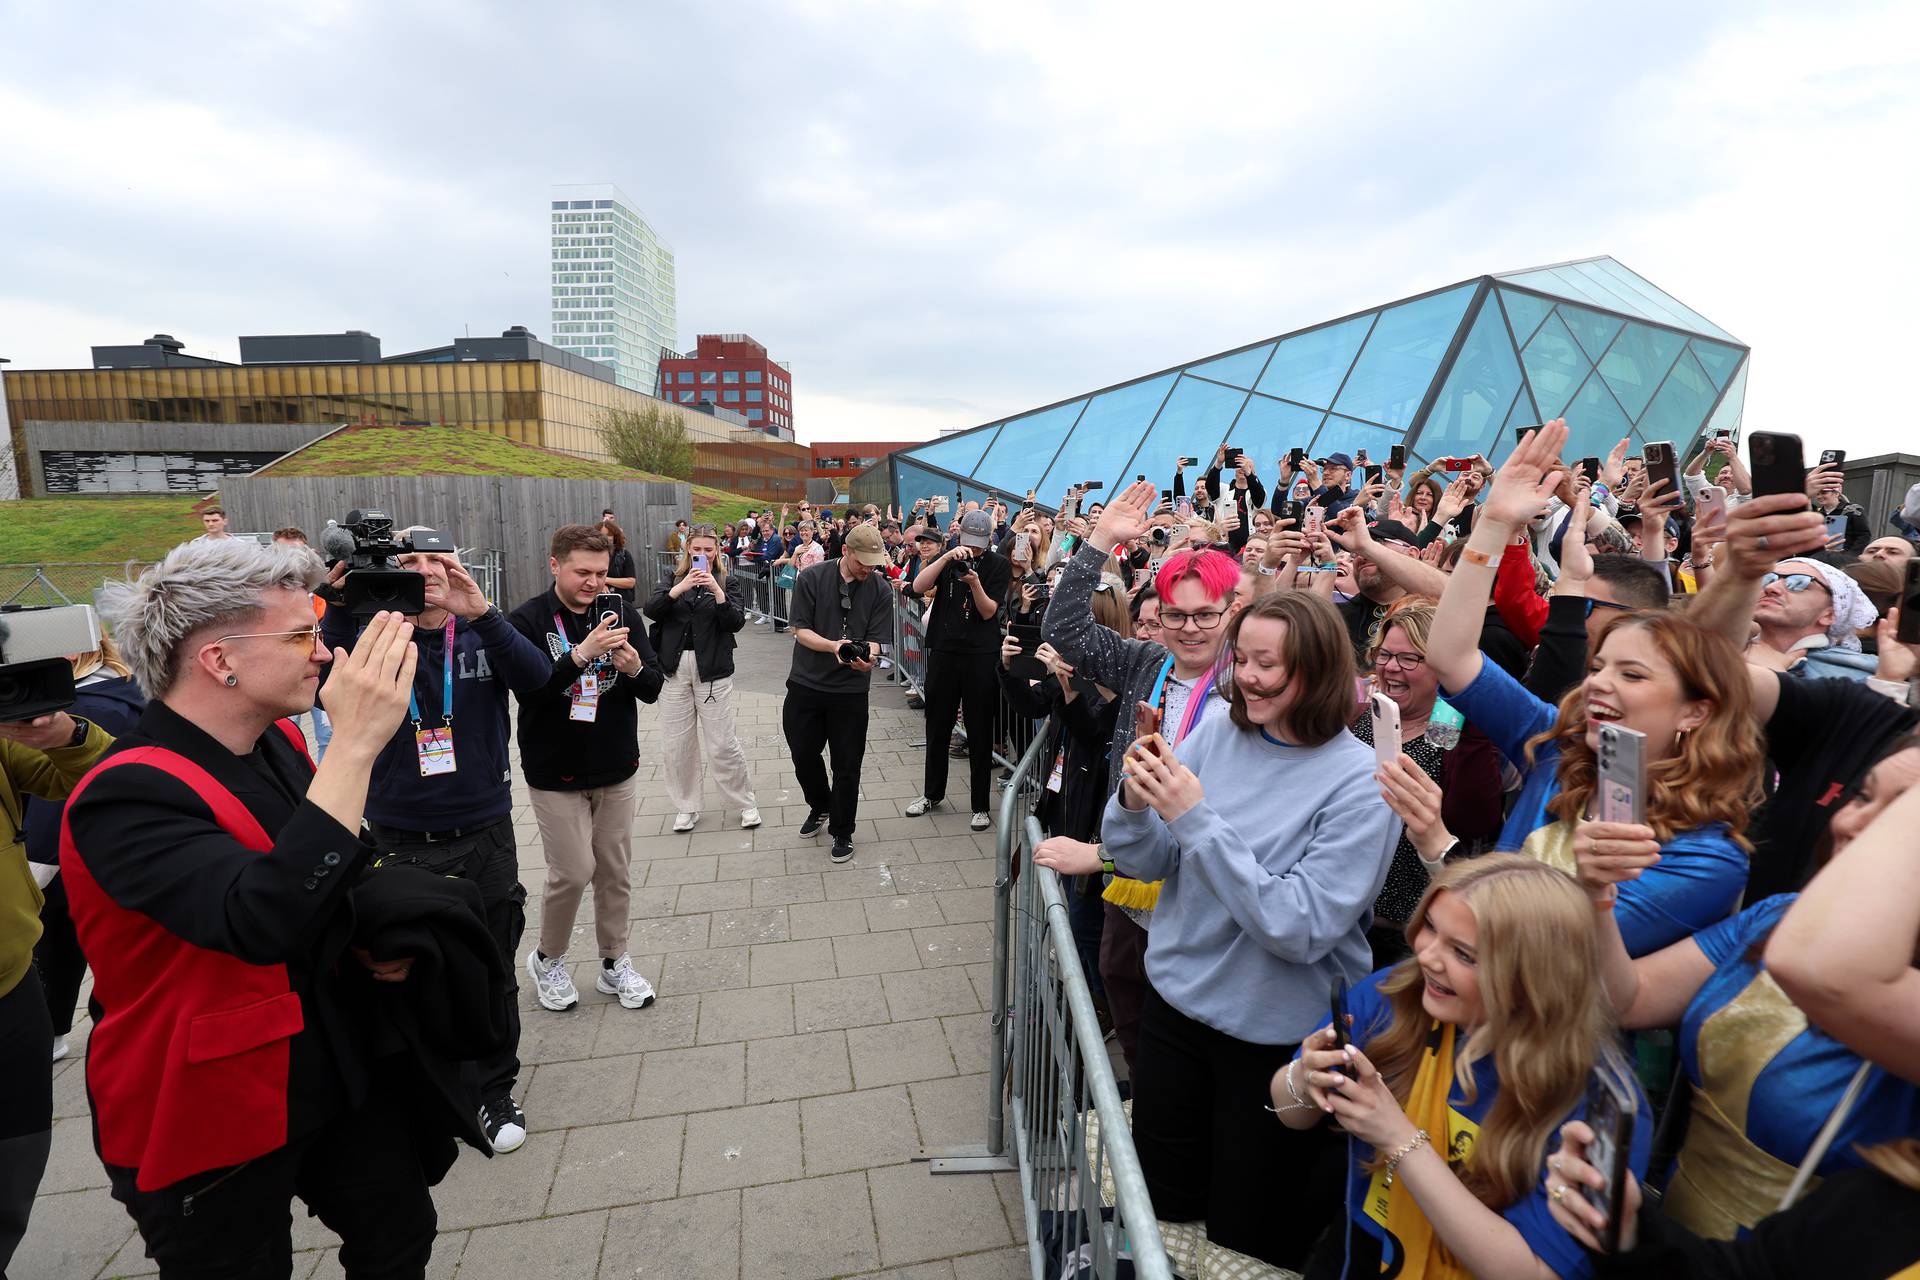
[0,562,154,608]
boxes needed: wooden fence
[222,474,689,606]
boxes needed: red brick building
[655,334,793,439]
[810,441,915,483]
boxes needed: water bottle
[1424,697,1464,751]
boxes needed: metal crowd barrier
[915,729,1172,1280]
[652,550,790,626]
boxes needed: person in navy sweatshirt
[319,543,550,1156]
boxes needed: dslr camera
[837,639,873,665]
[0,604,101,723]
[324,508,456,617]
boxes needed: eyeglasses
[1761,572,1827,594]
[1160,608,1227,630]
[1372,648,1427,671]
[1584,599,1636,618]
[214,625,324,650]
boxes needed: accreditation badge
[415,726,457,776]
[570,670,602,723]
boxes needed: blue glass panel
[894,457,1002,514]
[1518,312,1590,419]
[1414,297,1524,465]
[1255,313,1373,409]
[1331,285,1474,430]
[1488,384,1542,464]
[1703,362,1747,441]
[1124,375,1250,490]
[1187,342,1275,390]
[1496,288,1555,349]
[1637,349,1718,448]
[1229,394,1326,474]
[1558,303,1626,364]
[1498,259,1740,344]
[1036,373,1177,500]
[1310,415,1400,464]
[1582,258,1738,343]
[1563,259,1694,331]
[1560,371,1634,460]
[1497,266,1627,317]
[1689,338,1742,390]
[902,424,1000,478]
[1598,321,1686,422]
[969,398,1086,498]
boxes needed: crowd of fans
[1,422,1918,1277]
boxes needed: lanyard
[408,615,457,728]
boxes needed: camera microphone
[319,522,357,564]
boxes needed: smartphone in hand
[1369,691,1401,773]
[1328,977,1356,1079]
[1642,442,1677,498]
[1582,1065,1638,1256]
[1898,560,1920,645]
[1596,724,1647,825]
[593,592,625,629]
[1748,431,1806,499]
[1388,444,1407,470]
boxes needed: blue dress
[1443,659,1748,955]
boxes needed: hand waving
[1091,480,1159,552]
[1482,419,1569,528]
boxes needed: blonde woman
[1281,856,1652,1279]
[644,525,758,833]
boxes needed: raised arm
[1043,480,1160,691]
[1328,507,1448,599]
[1687,493,1827,651]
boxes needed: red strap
[275,718,315,770]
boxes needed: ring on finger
[1550,1183,1568,1204]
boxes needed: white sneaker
[480,1096,527,1154]
[904,796,944,817]
[739,807,762,829]
[673,811,699,833]
[50,1034,69,1062]
[971,812,992,832]
[597,954,657,1010]
[526,949,579,1011]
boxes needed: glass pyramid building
[877,257,1747,512]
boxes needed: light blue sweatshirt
[1102,712,1402,1044]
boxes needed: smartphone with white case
[1369,691,1402,772]
[1595,723,1647,824]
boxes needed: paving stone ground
[20,626,1029,1280]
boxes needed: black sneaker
[480,1096,527,1154]
[830,839,855,864]
[799,809,828,838]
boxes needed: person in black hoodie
[320,542,551,1156]
[508,524,665,1022]
[644,525,758,834]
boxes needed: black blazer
[644,572,748,682]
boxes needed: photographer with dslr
[318,523,552,1155]
[907,509,1012,832]
[783,524,894,864]
[509,525,665,1017]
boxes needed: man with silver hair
[59,537,445,1276]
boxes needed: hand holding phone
[1328,978,1356,1079]
[1748,431,1806,499]
[1580,1068,1638,1255]
[1595,724,1647,824]
[1369,692,1402,772]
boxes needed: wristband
[1100,858,1116,875]
[1459,546,1493,567]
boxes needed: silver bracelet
[1267,1059,1317,1114]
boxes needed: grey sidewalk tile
[11,1186,129,1280]
[833,929,923,977]
[955,860,1002,889]
[912,835,990,864]
[526,1053,643,1129]
[786,898,870,940]
[749,938,838,985]
[519,1003,608,1065]
[628,914,712,955]
[941,1013,993,1075]
[867,1164,1012,1268]
[993,1171,1028,1245]
[697,984,795,1044]
[911,923,995,969]
[689,829,760,858]
[431,1132,566,1229]
[892,863,969,894]
[645,855,719,886]
[953,1246,1028,1279]
[880,969,982,1023]
[863,893,946,932]
[740,1170,880,1279]
[715,848,792,880]
[788,839,920,873]
[847,1265,957,1280]
[746,1030,853,1103]
[36,1117,108,1194]
[964,963,1001,1013]
[633,1041,747,1118]
[661,946,750,995]
[847,1018,958,1089]
[793,975,892,1033]
[822,865,905,900]
[678,1099,803,1194]
[800,1084,919,1177]
[457,1209,607,1280]
[674,879,753,915]
[933,888,994,924]
[708,904,791,947]
[547,1115,686,1213]
[593,994,699,1056]
[751,871,826,906]
[626,885,682,919]
[601,1190,740,1280]
[908,1074,991,1149]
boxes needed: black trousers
[367,817,523,1102]
[782,681,869,840]
[106,1094,437,1280]
[1131,985,1343,1268]
[922,648,999,812]
[0,966,54,1277]
[34,870,87,1035]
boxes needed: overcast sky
[2,0,1916,457]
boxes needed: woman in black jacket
[644,525,759,834]
[600,517,639,604]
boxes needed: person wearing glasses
[60,538,444,1275]
[1745,557,1881,682]
[1426,421,1765,957]
[319,533,552,1156]
[1321,508,1448,670]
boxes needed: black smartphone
[1578,456,1601,483]
[1178,455,1200,467]
[1159,488,1174,509]
[1136,473,1146,482]
[1643,441,1677,498]
[593,592,625,628]
[1899,560,1920,645]
[1006,622,1048,681]
[1388,444,1406,470]
[1287,446,1306,468]
[1819,448,1847,467]
[1515,423,1543,447]
[1082,479,1105,492]
[1583,1066,1637,1256]
[1224,446,1243,466]
[1361,464,1383,487]
[1277,499,1307,527]
[1328,977,1356,1079]
[1748,431,1806,498]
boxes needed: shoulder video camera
[0,604,100,723]
[323,508,455,617]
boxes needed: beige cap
[843,524,890,566]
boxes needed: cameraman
[318,537,551,1155]
[782,524,894,864]
[509,525,665,1019]
[907,510,1011,832]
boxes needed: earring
[225,675,238,687]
